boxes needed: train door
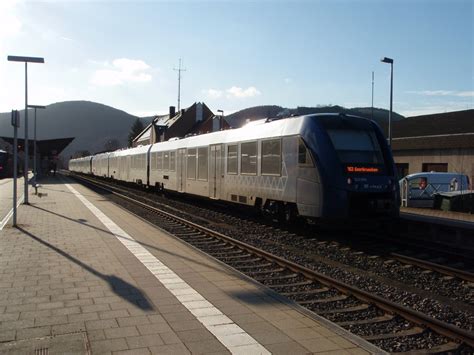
[177,148,186,192]
[209,144,223,199]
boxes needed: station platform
[400,206,474,230]
[0,176,380,354]
[0,174,32,230]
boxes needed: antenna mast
[173,58,186,112]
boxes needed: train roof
[70,113,370,161]
[109,144,150,157]
[147,113,369,152]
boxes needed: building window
[169,151,175,171]
[261,139,281,176]
[157,152,163,170]
[241,142,257,175]
[187,148,196,179]
[227,145,238,174]
[163,151,169,171]
[422,163,447,173]
[198,147,208,180]
[396,163,409,179]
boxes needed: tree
[104,138,121,152]
[128,118,144,147]
[73,150,91,158]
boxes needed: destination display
[346,165,381,174]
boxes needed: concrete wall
[393,148,474,185]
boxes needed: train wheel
[279,203,297,224]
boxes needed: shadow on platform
[16,226,154,311]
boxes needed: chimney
[196,102,203,123]
[169,106,176,117]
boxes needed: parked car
[400,172,470,208]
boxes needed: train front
[303,114,400,221]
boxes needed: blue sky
[1,0,472,117]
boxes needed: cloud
[90,58,152,86]
[203,89,223,99]
[407,90,474,97]
[226,86,261,98]
[284,78,292,84]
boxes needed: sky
[0,0,473,118]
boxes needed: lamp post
[7,55,45,204]
[380,57,393,146]
[217,109,224,130]
[27,105,46,183]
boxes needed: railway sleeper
[337,314,394,326]
[226,257,262,264]
[362,326,424,341]
[236,262,273,270]
[174,231,204,237]
[395,342,461,355]
[188,240,224,246]
[254,273,299,282]
[298,294,348,305]
[280,287,330,297]
[217,253,253,260]
[245,268,286,276]
[318,303,370,315]
[210,249,245,256]
[269,280,313,288]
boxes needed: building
[385,109,474,183]
[0,136,74,171]
[132,102,230,147]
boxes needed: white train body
[69,114,399,221]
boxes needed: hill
[0,101,152,159]
[226,105,405,131]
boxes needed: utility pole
[371,71,374,121]
[173,58,186,112]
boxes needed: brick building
[384,109,474,184]
[132,102,230,147]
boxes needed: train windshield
[327,129,384,165]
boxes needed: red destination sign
[346,166,380,173]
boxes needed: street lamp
[27,104,46,183]
[217,109,224,130]
[7,55,45,204]
[380,57,393,146]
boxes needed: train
[69,113,400,223]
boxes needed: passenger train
[69,113,400,222]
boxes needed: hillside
[226,105,405,131]
[0,101,151,159]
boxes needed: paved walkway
[0,176,380,354]
[0,174,31,229]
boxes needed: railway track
[67,173,474,353]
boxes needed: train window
[241,142,257,175]
[163,151,169,171]
[227,145,238,174]
[187,148,196,179]
[157,152,163,170]
[298,138,313,166]
[327,129,383,164]
[261,139,281,175]
[198,147,208,181]
[169,151,175,171]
